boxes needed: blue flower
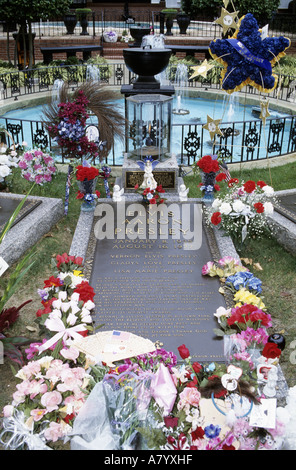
[226,271,262,294]
[204,424,221,439]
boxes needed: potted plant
[161,8,177,36]
[63,10,77,35]
[75,8,92,36]
[103,30,118,43]
[176,1,191,34]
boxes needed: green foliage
[235,0,280,25]
[181,0,223,18]
[0,0,72,22]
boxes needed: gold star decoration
[202,115,224,140]
[259,99,271,125]
[189,59,214,80]
[214,8,239,35]
[223,0,230,7]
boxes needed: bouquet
[48,90,100,160]
[18,149,57,185]
[205,178,276,245]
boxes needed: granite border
[0,193,64,265]
[268,188,296,255]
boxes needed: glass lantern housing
[125,94,173,161]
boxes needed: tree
[235,0,280,26]
[0,0,72,69]
[181,0,223,20]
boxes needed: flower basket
[103,31,118,43]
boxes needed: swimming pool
[1,94,293,165]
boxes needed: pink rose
[41,390,63,412]
[44,422,65,442]
[3,405,14,417]
[177,387,201,411]
[202,261,214,275]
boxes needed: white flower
[84,300,95,311]
[262,185,274,196]
[0,155,10,165]
[0,164,11,178]
[214,306,231,323]
[58,291,68,301]
[220,202,232,215]
[263,201,274,214]
[232,199,245,213]
[212,198,221,209]
[67,312,78,326]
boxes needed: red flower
[74,280,95,302]
[76,191,84,199]
[192,361,203,374]
[134,184,139,190]
[214,184,220,191]
[254,202,264,213]
[178,344,190,359]
[197,155,219,173]
[257,180,267,188]
[262,342,281,359]
[191,427,205,441]
[149,198,157,204]
[95,190,101,198]
[164,416,179,428]
[215,172,227,182]
[64,413,75,424]
[228,178,239,187]
[243,180,256,193]
[76,165,99,181]
[156,184,165,193]
[44,276,63,288]
[211,211,222,225]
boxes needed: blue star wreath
[209,13,290,94]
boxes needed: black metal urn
[123,46,172,89]
[129,25,151,47]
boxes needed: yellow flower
[234,288,265,309]
[73,270,83,277]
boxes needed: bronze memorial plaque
[86,201,226,362]
[125,171,176,190]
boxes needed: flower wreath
[209,13,290,94]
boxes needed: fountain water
[51,79,64,105]
[86,64,100,83]
[172,63,190,115]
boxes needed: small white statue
[112,184,124,202]
[137,157,159,190]
[179,183,189,201]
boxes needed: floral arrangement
[103,30,118,42]
[204,177,276,245]
[194,154,220,174]
[1,252,295,451]
[48,90,100,160]
[134,184,166,205]
[76,164,99,182]
[209,13,290,94]
[17,149,57,185]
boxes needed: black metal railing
[1,63,296,166]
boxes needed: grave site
[0,1,296,454]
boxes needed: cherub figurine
[137,156,159,190]
[178,183,189,201]
[112,184,124,202]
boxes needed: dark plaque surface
[86,202,226,362]
[275,194,296,223]
[125,171,176,189]
[0,195,42,233]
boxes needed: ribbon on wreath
[38,317,88,354]
[229,206,255,243]
[226,39,272,72]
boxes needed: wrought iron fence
[1,62,296,166]
[1,11,295,39]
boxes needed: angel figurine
[112,184,124,202]
[178,183,189,201]
[137,156,159,190]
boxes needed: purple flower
[204,424,221,439]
